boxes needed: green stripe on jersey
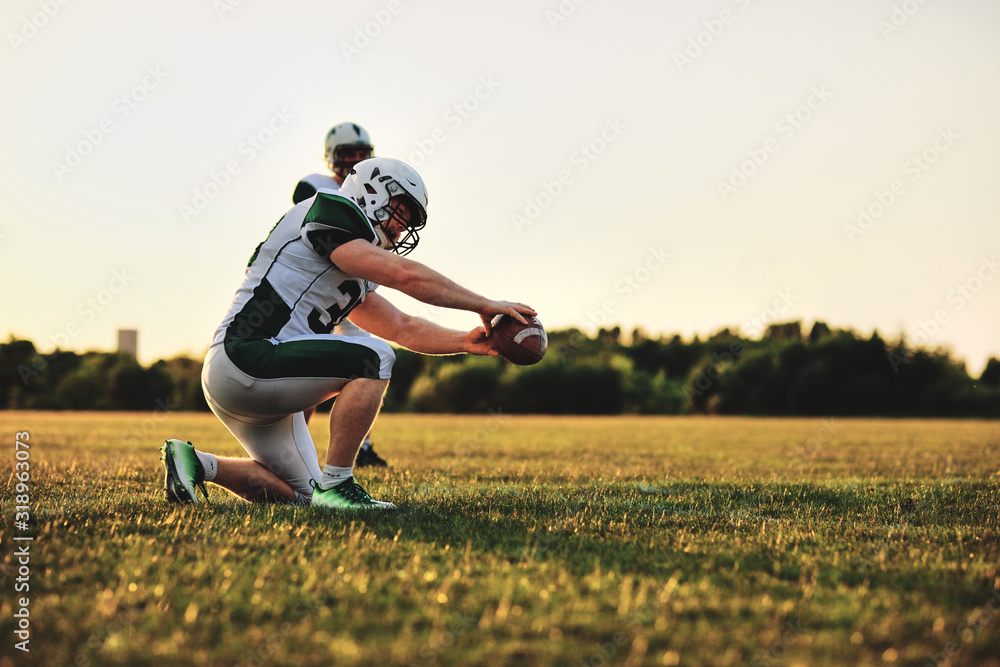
[223,277,292,346]
[224,337,384,380]
[304,192,375,242]
[247,215,285,267]
[292,180,317,205]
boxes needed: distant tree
[626,333,704,381]
[967,357,1000,417]
[2,330,995,416]
[547,328,602,360]
[408,357,502,413]
[980,358,1000,387]
[50,353,115,409]
[702,348,777,414]
[627,337,664,376]
[808,321,831,343]
[623,367,687,414]
[0,338,38,408]
[153,357,207,411]
[690,328,984,417]
[498,360,570,413]
[383,348,427,411]
[665,334,704,379]
[597,326,621,346]
[110,359,174,410]
[765,321,802,342]
[708,327,733,341]
[496,355,626,414]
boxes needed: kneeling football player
[161,157,534,509]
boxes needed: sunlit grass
[1,412,997,666]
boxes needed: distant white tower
[117,329,138,359]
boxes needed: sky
[1,0,998,376]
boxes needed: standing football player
[292,122,374,203]
[161,157,535,509]
[292,122,388,468]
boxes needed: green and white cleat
[310,477,396,510]
[160,439,209,504]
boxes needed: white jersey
[292,173,341,204]
[211,191,379,350]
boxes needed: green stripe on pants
[224,338,386,380]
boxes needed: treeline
[2,322,999,416]
[1,339,206,412]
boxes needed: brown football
[489,314,547,365]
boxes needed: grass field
[1,411,998,667]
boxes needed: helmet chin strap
[373,224,394,251]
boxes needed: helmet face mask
[324,123,374,177]
[339,158,428,256]
[376,188,426,256]
[332,144,373,177]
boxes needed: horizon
[5,314,994,378]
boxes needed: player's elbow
[390,312,420,344]
[383,263,425,294]
[376,310,417,349]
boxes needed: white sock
[195,451,218,482]
[321,464,353,489]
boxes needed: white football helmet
[339,157,428,256]
[324,122,374,176]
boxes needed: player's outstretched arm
[329,239,535,330]
[347,292,497,356]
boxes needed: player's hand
[478,301,537,334]
[465,326,500,356]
